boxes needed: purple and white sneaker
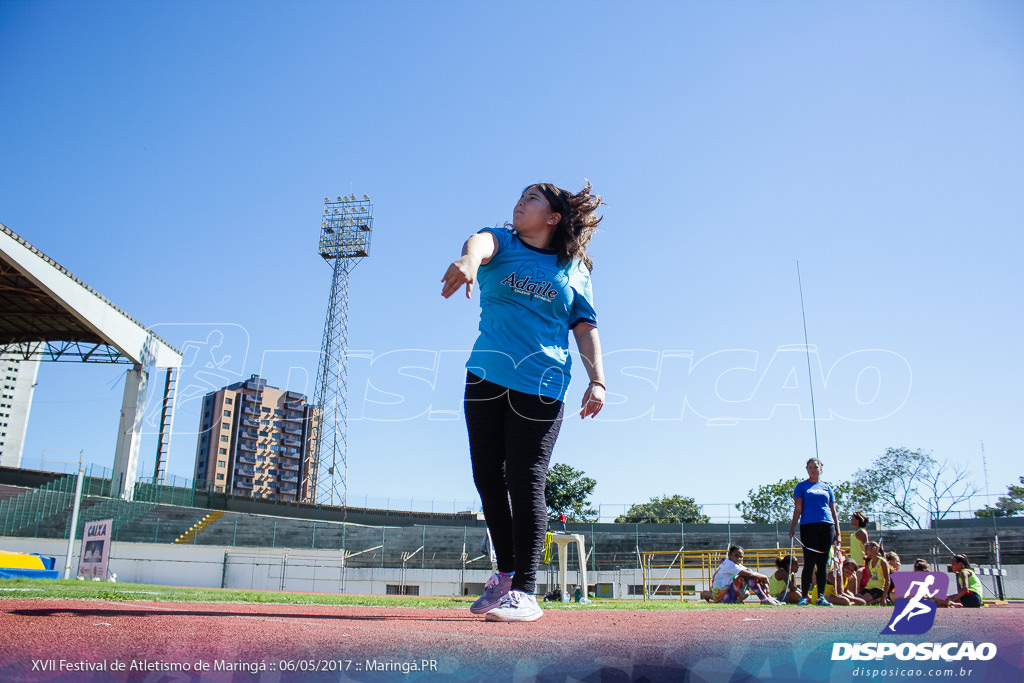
[484,590,543,622]
[470,572,512,614]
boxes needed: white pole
[63,465,85,580]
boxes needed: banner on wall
[78,518,112,579]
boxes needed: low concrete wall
[3,536,1021,600]
[0,537,227,587]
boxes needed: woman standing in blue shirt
[441,181,606,622]
[788,458,842,606]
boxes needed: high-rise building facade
[0,354,41,468]
[193,375,319,502]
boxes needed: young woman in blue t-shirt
[441,181,606,622]
[788,457,843,606]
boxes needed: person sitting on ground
[825,559,868,606]
[809,543,842,603]
[769,555,801,604]
[908,557,959,608]
[701,545,781,605]
[947,554,984,608]
[884,550,902,605]
[857,541,890,605]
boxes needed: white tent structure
[0,222,182,500]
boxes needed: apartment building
[0,354,41,468]
[193,375,319,502]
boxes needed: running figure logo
[883,571,949,635]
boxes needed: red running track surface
[1,599,1022,682]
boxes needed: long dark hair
[528,180,603,270]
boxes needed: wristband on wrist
[589,380,606,391]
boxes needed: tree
[737,477,801,524]
[544,463,598,522]
[615,495,710,524]
[852,447,980,529]
[976,476,1024,518]
[737,476,878,524]
[833,479,879,523]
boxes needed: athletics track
[1,599,1022,683]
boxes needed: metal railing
[640,547,799,602]
[65,497,158,539]
[0,475,78,536]
[8,460,1013,525]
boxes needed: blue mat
[0,567,61,579]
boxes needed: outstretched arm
[573,323,606,419]
[441,232,499,299]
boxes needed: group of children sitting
[700,512,985,608]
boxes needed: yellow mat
[0,550,46,570]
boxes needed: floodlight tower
[311,194,373,506]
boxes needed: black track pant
[800,522,834,597]
[464,372,563,593]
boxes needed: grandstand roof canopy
[0,221,180,367]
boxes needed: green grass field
[0,579,752,610]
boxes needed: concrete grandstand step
[174,510,226,544]
[0,484,31,504]
[111,505,214,544]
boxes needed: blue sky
[1,0,1021,521]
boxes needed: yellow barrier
[640,545,848,602]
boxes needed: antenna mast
[796,261,820,460]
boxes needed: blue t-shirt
[466,227,598,401]
[793,480,835,525]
